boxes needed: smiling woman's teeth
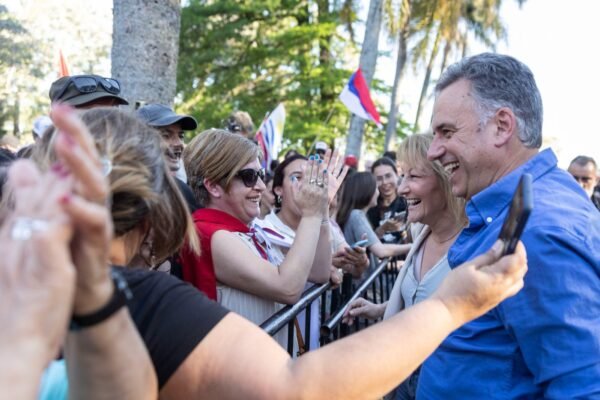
[406,199,421,206]
[444,162,459,174]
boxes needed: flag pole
[307,105,336,155]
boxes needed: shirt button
[486,217,493,223]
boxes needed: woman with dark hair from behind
[31,107,204,394]
[337,172,411,259]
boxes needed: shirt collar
[467,148,557,228]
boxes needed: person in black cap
[136,104,200,277]
[137,104,197,175]
[49,74,129,109]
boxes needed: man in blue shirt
[420,53,600,398]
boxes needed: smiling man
[420,53,600,399]
[137,104,199,213]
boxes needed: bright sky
[372,0,600,168]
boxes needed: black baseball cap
[136,104,197,131]
[49,75,129,107]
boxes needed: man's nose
[427,138,444,161]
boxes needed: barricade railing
[260,255,401,356]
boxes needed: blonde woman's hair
[32,107,199,262]
[184,128,261,207]
[397,133,467,227]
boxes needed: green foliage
[177,0,403,156]
[0,5,35,136]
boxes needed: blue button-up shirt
[417,149,600,399]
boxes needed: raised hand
[51,105,114,316]
[0,159,75,366]
[320,148,349,205]
[432,240,527,326]
[293,155,329,219]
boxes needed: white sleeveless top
[216,231,288,348]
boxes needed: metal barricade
[260,255,401,356]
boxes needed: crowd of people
[0,52,597,400]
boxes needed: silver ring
[11,217,49,241]
[316,181,325,188]
[309,179,317,184]
[100,157,113,177]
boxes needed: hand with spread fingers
[321,148,349,205]
[293,155,329,219]
[0,159,75,398]
[51,104,114,316]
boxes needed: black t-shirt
[366,196,407,243]
[118,267,229,388]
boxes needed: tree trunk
[384,10,411,152]
[345,0,383,160]
[413,26,442,132]
[439,40,451,76]
[12,94,20,136]
[112,0,181,107]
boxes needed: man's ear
[204,178,224,199]
[493,107,517,147]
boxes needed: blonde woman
[343,133,467,399]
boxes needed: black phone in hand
[498,173,533,256]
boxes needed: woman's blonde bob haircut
[396,133,467,227]
[184,128,261,207]
[32,107,199,262]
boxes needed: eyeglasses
[235,168,265,187]
[55,75,121,100]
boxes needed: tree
[0,5,34,136]
[383,0,412,151]
[345,0,384,160]
[412,0,510,130]
[0,1,112,138]
[112,0,182,106]
[177,0,370,155]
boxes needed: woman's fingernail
[323,169,328,174]
[318,159,323,164]
[309,155,314,161]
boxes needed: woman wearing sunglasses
[181,129,340,347]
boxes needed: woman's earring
[276,195,281,204]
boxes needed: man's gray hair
[435,53,543,148]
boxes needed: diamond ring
[10,217,49,241]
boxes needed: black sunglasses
[236,168,265,187]
[56,75,121,100]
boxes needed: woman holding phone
[343,133,467,399]
[336,172,412,259]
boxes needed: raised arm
[161,240,527,399]
[0,160,75,400]
[213,156,330,304]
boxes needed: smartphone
[351,239,369,249]
[390,211,407,223]
[498,173,533,256]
